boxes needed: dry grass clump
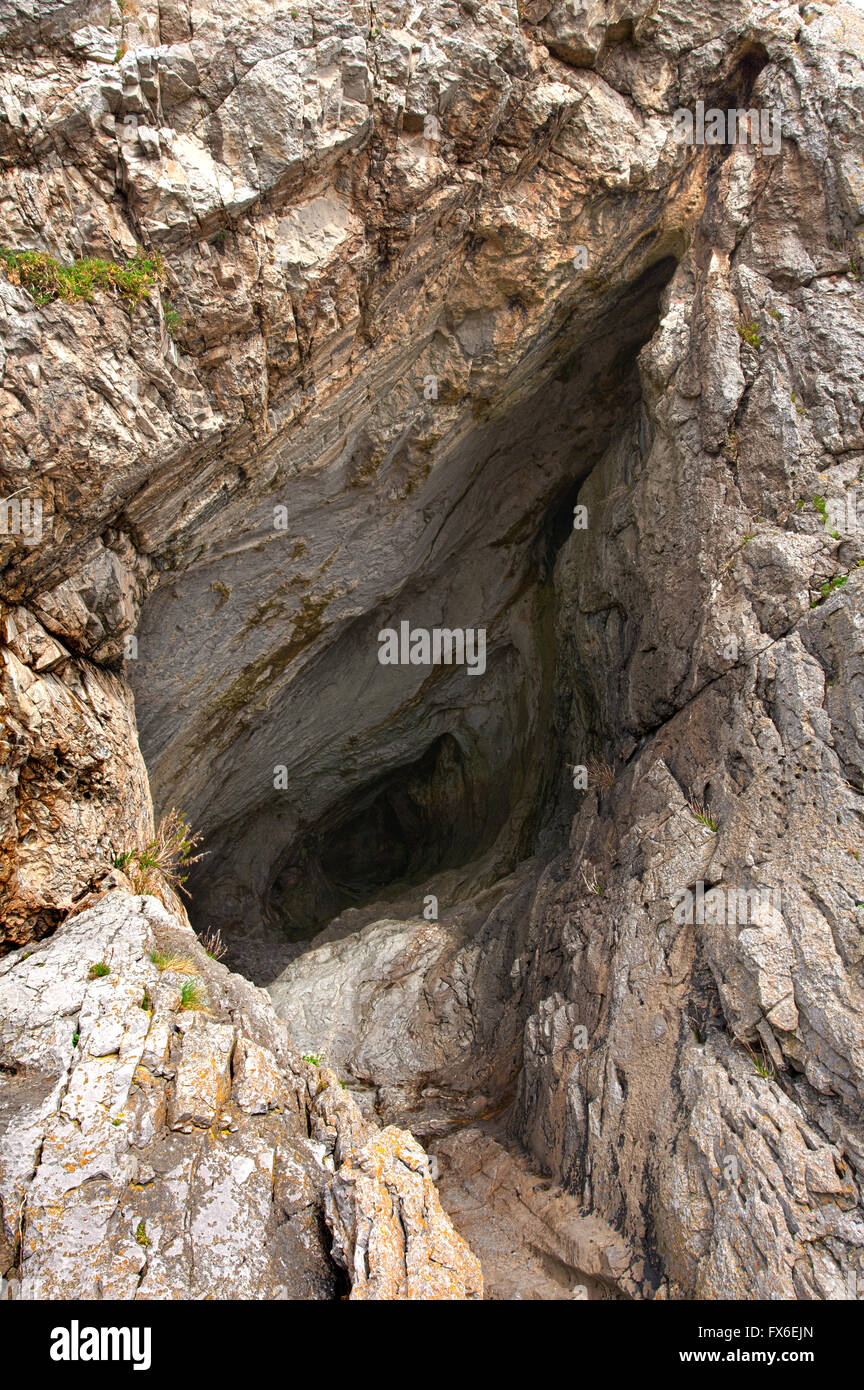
[581,863,603,896]
[151,950,197,975]
[114,809,204,898]
[197,927,227,961]
[587,754,616,790]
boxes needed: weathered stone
[0,893,477,1300]
[325,1124,483,1300]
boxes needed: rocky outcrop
[1,0,864,1301]
[267,862,541,1134]
[0,890,481,1299]
[326,1125,483,1299]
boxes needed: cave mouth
[147,252,682,974]
[266,731,505,940]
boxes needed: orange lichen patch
[170,1020,234,1129]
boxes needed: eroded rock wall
[510,49,864,1295]
[0,890,482,1299]
[3,0,705,942]
[1,0,864,1301]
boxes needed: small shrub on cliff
[810,573,848,607]
[736,320,761,349]
[0,247,165,309]
[88,962,110,979]
[197,927,227,961]
[114,810,204,898]
[162,299,183,338]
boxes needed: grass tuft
[179,977,206,1011]
[688,794,718,833]
[0,246,165,309]
[114,809,204,898]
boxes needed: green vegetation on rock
[0,247,166,309]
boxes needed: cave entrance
[267,732,498,939]
[142,253,682,976]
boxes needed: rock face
[267,863,542,1134]
[429,1127,637,1300]
[0,890,481,1299]
[326,1125,483,1299]
[0,606,153,942]
[1,0,864,1301]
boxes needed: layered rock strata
[1,0,863,1300]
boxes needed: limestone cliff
[1,0,864,1300]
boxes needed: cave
[267,732,501,938]
[132,255,679,980]
[4,0,863,1312]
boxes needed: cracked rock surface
[1,0,864,1301]
[0,891,481,1299]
